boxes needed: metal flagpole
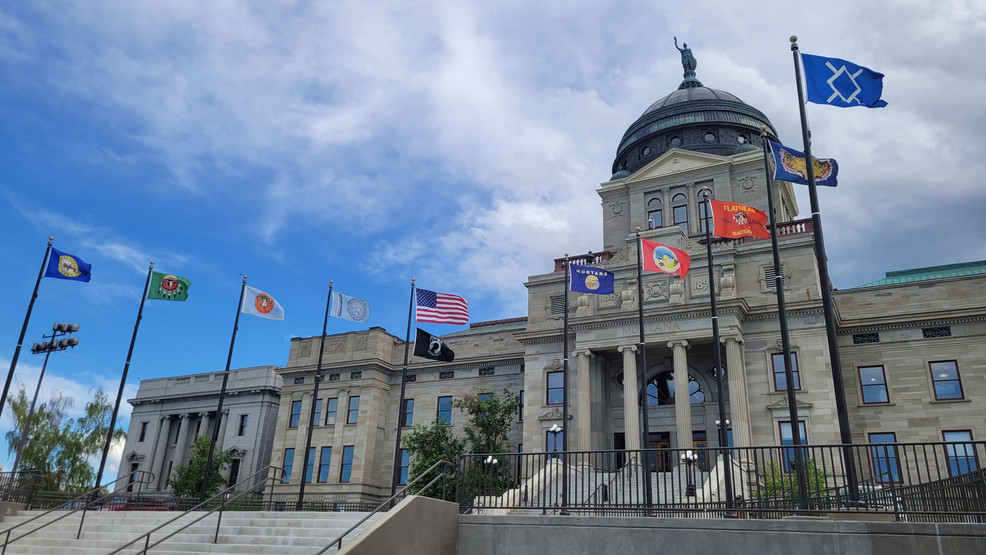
[391,279,416,497]
[790,36,858,496]
[698,190,735,511]
[94,261,154,495]
[200,275,248,502]
[1,237,54,422]
[298,281,333,509]
[760,127,809,509]
[560,255,570,514]
[634,230,654,509]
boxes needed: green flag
[147,271,191,301]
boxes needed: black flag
[413,328,454,362]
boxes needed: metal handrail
[108,465,285,555]
[0,473,49,505]
[0,470,155,554]
[581,455,637,509]
[316,460,455,554]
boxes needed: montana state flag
[44,248,91,282]
[569,264,614,295]
[640,238,690,277]
[709,200,771,240]
[147,271,191,301]
[769,140,838,187]
[413,328,454,362]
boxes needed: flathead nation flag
[802,53,887,108]
[44,248,91,282]
[413,328,455,362]
[330,291,370,323]
[147,271,191,301]
[569,264,614,295]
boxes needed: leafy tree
[401,422,464,501]
[4,385,125,491]
[760,458,829,501]
[167,434,232,498]
[453,390,521,455]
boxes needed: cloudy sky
[1,1,984,475]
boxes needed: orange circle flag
[708,199,771,240]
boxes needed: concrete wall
[338,495,458,555]
[458,515,986,555]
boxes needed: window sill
[858,402,895,407]
[930,398,970,404]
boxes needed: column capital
[198,412,208,417]
[667,339,690,349]
[160,415,170,421]
[572,349,595,359]
[720,335,743,345]
[179,413,190,419]
[617,345,638,354]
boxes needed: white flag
[242,285,284,320]
[330,291,370,323]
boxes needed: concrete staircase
[0,509,381,554]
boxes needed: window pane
[318,447,332,483]
[282,448,295,484]
[326,398,338,425]
[931,361,963,400]
[304,447,316,483]
[868,433,900,483]
[772,353,800,391]
[399,449,410,485]
[402,399,414,427]
[779,421,807,472]
[944,431,978,477]
[313,399,323,426]
[437,396,453,424]
[340,446,354,483]
[673,205,688,233]
[648,209,662,229]
[546,371,564,405]
[347,396,360,424]
[859,366,889,404]
[289,400,302,428]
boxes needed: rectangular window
[399,449,410,485]
[437,396,453,424]
[318,446,332,483]
[289,400,302,428]
[699,201,710,234]
[138,422,147,442]
[518,390,524,422]
[282,448,295,484]
[868,433,901,483]
[340,446,354,483]
[943,430,979,477]
[546,371,564,405]
[304,447,316,483]
[312,399,323,426]
[401,399,414,427]
[859,366,889,404]
[930,360,964,400]
[771,352,801,391]
[325,398,338,425]
[347,396,360,424]
[779,421,807,472]
[237,414,248,436]
[546,429,564,460]
[478,392,492,402]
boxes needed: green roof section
[855,260,986,289]
[442,317,527,337]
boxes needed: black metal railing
[456,441,986,522]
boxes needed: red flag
[640,238,690,277]
[708,199,771,240]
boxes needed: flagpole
[1,237,53,422]
[791,36,858,496]
[298,281,333,510]
[200,275,247,503]
[760,127,809,509]
[560,255,570,515]
[698,190,734,511]
[391,278,415,497]
[634,230,654,509]
[93,261,154,496]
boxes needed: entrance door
[648,433,672,472]
[693,432,708,471]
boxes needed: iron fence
[456,441,986,522]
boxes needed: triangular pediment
[625,149,730,184]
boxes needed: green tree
[167,434,233,498]
[760,458,830,501]
[401,422,464,501]
[453,390,521,455]
[4,385,125,491]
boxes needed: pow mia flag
[413,328,455,362]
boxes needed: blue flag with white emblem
[330,290,370,323]
[802,53,887,108]
[569,264,614,295]
[44,247,91,282]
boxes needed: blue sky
[2,2,984,476]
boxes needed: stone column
[198,412,212,438]
[669,340,691,449]
[216,410,230,451]
[172,414,191,468]
[724,336,751,448]
[574,350,594,451]
[618,345,640,450]
[149,415,171,491]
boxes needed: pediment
[765,396,813,411]
[624,149,730,184]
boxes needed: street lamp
[680,450,698,497]
[14,323,79,474]
[548,424,563,459]
[484,456,499,496]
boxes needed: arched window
[646,371,705,406]
[647,198,663,229]
[672,193,688,234]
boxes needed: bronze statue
[674,36,696,74]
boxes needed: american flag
[415,288,469,324]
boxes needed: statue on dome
[674,37,697,74]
